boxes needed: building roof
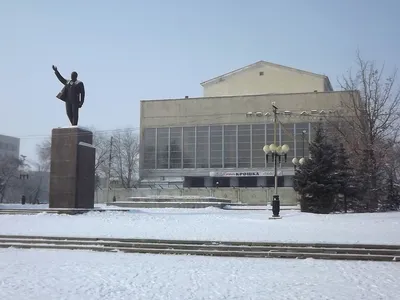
[200,60,332,90]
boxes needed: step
[126,197,232,203]
[109,201,229,209]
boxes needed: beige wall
[202,63,331,97]
[140,91,355,129]
[96,187,298,206]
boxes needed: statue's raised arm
[52,65,68,85]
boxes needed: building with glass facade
[139,61,355,191]
[141,122,314,188]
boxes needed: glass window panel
[196,126,209,168]
[170,127,182,169]
[295,122,310,159]
[251,124,265,168]
[224,125,237,168]
[210,126,223,168]
[238,125,251,168]
[143,128,156,169]
[156,128,169,169]
[183,127,195,168]
[280,123,294,167]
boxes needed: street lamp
[292,157,306,169]
[18,155,30,204]
[263,143,290,218]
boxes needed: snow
[0,248,398,300]
[0,204,126,210]
[78,141,95,148]
[0,206,399,244]
[0,204,50,209]
[127,195,226,199]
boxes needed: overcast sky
[1,0,399,162]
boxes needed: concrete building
[0,134,20,159]
[201,60,333,97]
[138,61,354,204]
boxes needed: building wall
[0,134,20,159]
[139,91,355,180]
[202,63,331,97]
[95,187,298,206]
[140,91,354,129]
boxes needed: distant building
[0,134,20,159]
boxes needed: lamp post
[263,144,290,218]
[19,155,29,203]
[262,104,290,218]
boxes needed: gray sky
[1,0,399,162]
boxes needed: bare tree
[334,51,400,210]
[16,141,54,203]
[0,156,22,203]
[36,139,51,171]
[33,128,139,190]
[91,129,111,179]
[35,128,111,179]
[111,129,140,188]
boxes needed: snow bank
[0,248,398,300]
[0,208,399,245]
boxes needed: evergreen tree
[352,149,384,212]
[293,123,340,214]
[382,167,400,211]
[334,143,359,213]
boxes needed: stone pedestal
[49,127,96,209]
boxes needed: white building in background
[0,134,20,159]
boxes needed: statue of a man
[52,65,85,126]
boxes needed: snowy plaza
[0,205,399,299]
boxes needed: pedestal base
[49,127,96,209]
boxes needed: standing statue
[52,65,85,126]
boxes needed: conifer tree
[293,123,340,214]
[334,143,358,212]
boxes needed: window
[143,128,156,169]
[295,122,309,159]
[266,124,276,166]
[196,126,209,168]
[224,125,236,168]
[259,71,264,76]
[170,127,182,169]
[251,124,265,168]
[157,128,169,169]
[280,123,294,167]
[238,125,251,168]
[210,126,223,168]
[183,127,195,168]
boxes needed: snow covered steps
[0,235,399,262]
[109,196,234,208]
[0,208,129,215]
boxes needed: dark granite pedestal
[49,127,96,209]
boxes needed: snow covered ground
[0,205,399,244]
[0,248,398,300]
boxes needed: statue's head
[71,71,78,81]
